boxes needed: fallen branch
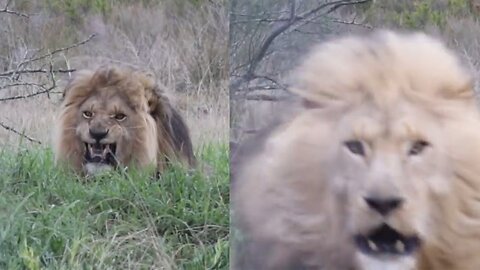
[0,122,42,144]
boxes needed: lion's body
[233,31,480,269]
[53,66,195,175]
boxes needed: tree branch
[246,94,286,101]
[0,86,54,101]
[232,0,372,91]
[0,0,29,18]
[0,68,76,78]
[0,122,42,144]
[15,34,96,69]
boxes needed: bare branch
[232,0,372,91]
[0,34,95,103]
[0,0,29,18]
[0,68,76,78]
[325,0,371,14]
[328,17,373,29]
[246,94,286,101]
[0,122,42,144]
[0,86,54,101]
[16,34,96,68]
[0,82,46,90]
[251,74,289,91]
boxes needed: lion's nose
[89,128,109,142]
[364,197,403,216]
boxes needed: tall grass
[0,143,229,269]
[0,0,228,147]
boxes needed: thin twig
[328,17,373,29]
[16,34,96,69]
[251,74,289,91]
[0,0,29,18]
[231,0,371,91]
[246,94,286,101]
[0,68,76,77]
[0,122,42,144]
[0,82,45,90]
[0,86,54,101]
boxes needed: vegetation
[361,0,473,29]
[0,144,229,269]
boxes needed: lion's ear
[145,83,173,117]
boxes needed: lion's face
[75,87,154,174]
[54,67,162,176]
[234,31,477,269]
[328,100,452,265]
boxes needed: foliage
[362,0,472,30]
[0,143,229,269]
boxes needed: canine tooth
[395,240,405,253]
[367,240,378,251]
[103,144,109,156]
[88,144,94,156]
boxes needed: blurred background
[230,0,480,149]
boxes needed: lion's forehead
[81,91,143,113]
[341,103,437,142]
[291,31,472,110]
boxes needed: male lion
[53,66,195,175]
[232,31,480,270]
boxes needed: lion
[232,30,480,270]
[53,66,195,176]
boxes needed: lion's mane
[233,31,480,270]
[53,66,195,174]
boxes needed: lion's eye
[344,140,365,156]
[114,113,127,121]
[83,111,93,118]
[409,140,430,156]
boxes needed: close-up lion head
[53,66,195,175]
[233,31,480,270]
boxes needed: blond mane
[53,66,195,175]
[233,31,480,270]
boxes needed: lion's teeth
[395,240,405,253]
[367,240,378,251]
[103,144,109,156]
[88,144,94,156]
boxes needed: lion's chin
[353,224,421,258]
[83,142,118,175]
[84,162,114,175]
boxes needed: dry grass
[0,0,228,148]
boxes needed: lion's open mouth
[354,224,420,256]
[84,143,117,166]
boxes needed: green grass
[0,143,229,270]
